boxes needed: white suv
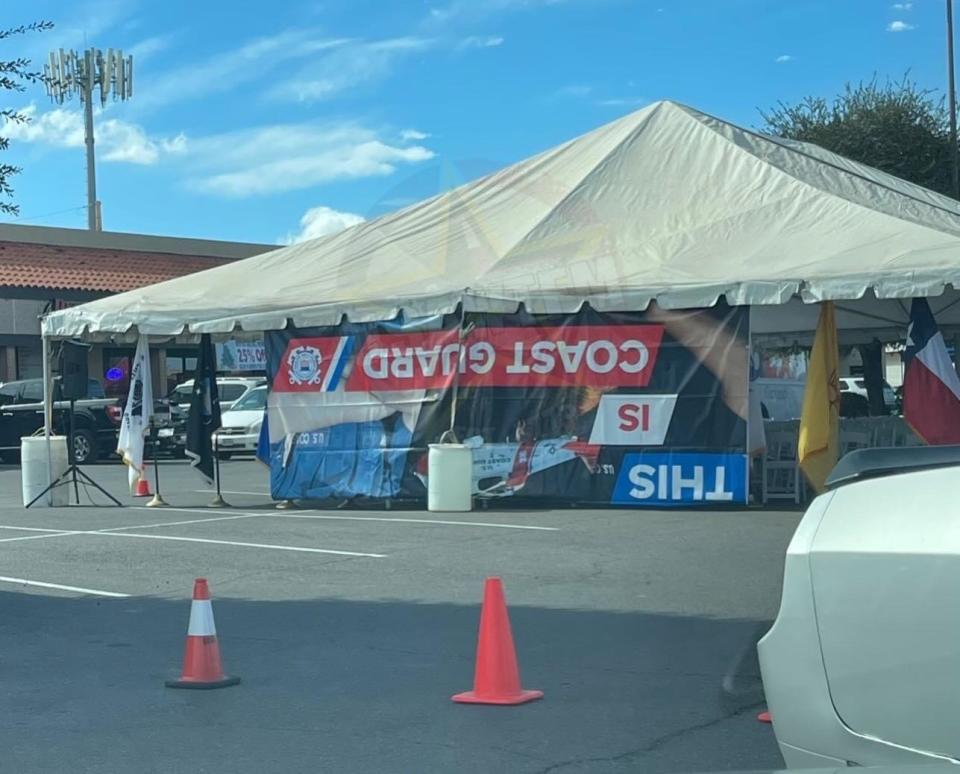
[212,385,267,458]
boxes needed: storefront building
[0,223,271,393]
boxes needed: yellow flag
[798,301,840,493]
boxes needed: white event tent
[43,99,960,349]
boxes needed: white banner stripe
[187,599,217,636]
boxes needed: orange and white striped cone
[134,467,152,497]
[165,578,240,690]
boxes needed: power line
[9,204,88,224]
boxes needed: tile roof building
[0,223,271,384]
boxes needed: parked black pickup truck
[0,377,122,464]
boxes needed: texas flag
[903,298,960,445]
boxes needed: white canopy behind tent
[43,100,960,340]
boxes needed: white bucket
[21,436,70,507]
[427,443,473,512]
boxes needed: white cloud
[3,104,186,165]
[556,84,593,98]
[775,54,793,63]
[271,36,434,102]
[458,35,505,48]
[136,30,352,109]
[887,20,915,32]
[283,205,365,244]
[424,0,569,27]
[129,34,176,62]
[598,97,647,107]
[892,2,913,9]
[185,122,435,197]
[47,0,137,51]
[6,106,432,193]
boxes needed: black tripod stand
[26,400,121,508]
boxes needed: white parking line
[0,514,263,537]
[273,513,560,531]
[193,489,271,497]
[108,513,264,532]
[0,517,384,557]
[139,505,559,532]
[95,531,386,557]
[0,531,82,543]
[0,575,129,598]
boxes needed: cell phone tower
[43,48,134,231]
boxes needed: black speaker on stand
[26,340,120,507]
[60,339,89,401]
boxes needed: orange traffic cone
[165,578,240,689]
[134,467,152,497]
[452,577,542,705]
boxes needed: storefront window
[165,348,199,394]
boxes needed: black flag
[185,334,221,484]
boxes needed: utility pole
[43,48,134,230]
[948,0,959,198]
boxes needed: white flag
[117,335,153,494]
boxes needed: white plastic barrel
[21,436,69,507]
[427,443,473,512]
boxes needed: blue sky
[0,0,950,244]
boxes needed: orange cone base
[452,688,543,705]
[165,675,241,690]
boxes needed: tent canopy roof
[43,100,960,339]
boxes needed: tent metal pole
[949,0,959,198]
[41,333,54,506]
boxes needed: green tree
[760,77,957,198]
[1,21,53,215]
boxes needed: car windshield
[229,388,266,411]
[171,384,192,401]
[219,383,250,402]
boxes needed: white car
[758,445,960,768]
[839,376,897,411]
[212,385,266,458]
[168,376,265,411]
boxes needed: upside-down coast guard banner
[261,304,749,506]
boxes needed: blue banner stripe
[325,336,354,392]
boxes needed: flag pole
[147,417,168,507]
[209,433,229,508]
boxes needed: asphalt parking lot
[0,457,798,773]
